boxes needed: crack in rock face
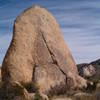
[1,6,87,95]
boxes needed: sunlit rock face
[1,6,87,95]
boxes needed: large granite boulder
[1,6,87,95]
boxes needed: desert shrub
[86,82,96,92]
[0,80,2,88]
[81,80,98,93]
[0,81,40,100]
[21,81,39,93]
[0,82,27,100]
[73,95,96,100]
[34,91,46,100]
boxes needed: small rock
[52,97,72,100]
[96,83,100,91]
[74,92,90,97]
[28,92,49,100]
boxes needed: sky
[0,0,100,64]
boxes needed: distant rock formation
[90,59,100,66]
[1,6,87,96]
[77,64,96,78]
[77,59,100,79]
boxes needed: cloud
[0,0,100,64]
[0,33,12,64]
